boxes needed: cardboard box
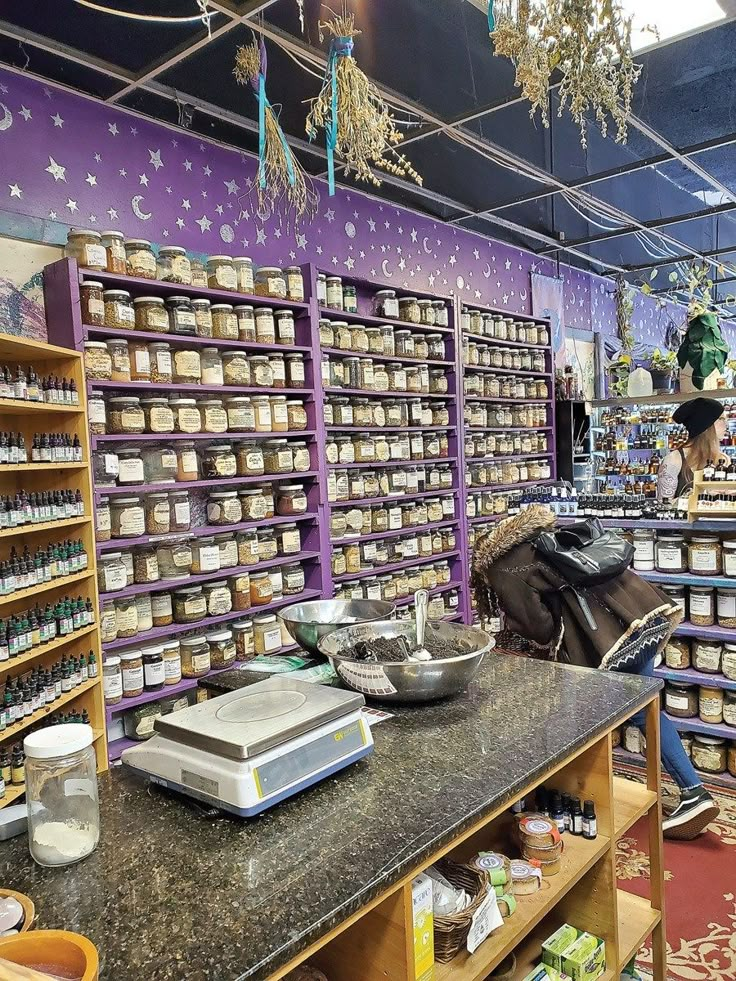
[412,873,434,981]
[522,965,572,981]
[562,932,606,981]
[542,924,580,972]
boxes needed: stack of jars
[325,396,450,429]
[460,308,549,346]
[467,490,514,519]
[322,356,449,396]
[658,582,736,629]
[464,403,549,429]
[318,318,447,361]
[633,530,736,578]
[467,459,552,489]
[316,278,449,329]
[465,372,549,401]
[330,494,456,539]
[665,634,736,679]
[325,431,449,465]
[328,467,454,503]
[332,528,456,578]
[93,439,312,488]
[464,342,547,372]
[465,431,548,459]
[664,678,736,729]
[89,391,308,438]
[334,558,454,602]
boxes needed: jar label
[215,268,237,290]
[403,539,418,558]
[139,556,158,581]
[237,268,254,292]
[388,508,402,530]
[144,661,166,686]
[657,546,683,570]
[116,605,138,632]
[83,244,107,268]
[97,508,111,532]
[725,553,736,577]
[103,565,127,592]
[442,499,455,516]
[205,408,228,431]
[152,593,173,615]
[173,502,191,525]
[255,403,271,427]
[134,349,151,374]
[184,596,207,616]
[700,694,723,717]
[362,542,377,561]
[281,529,300,552]
[207,590,232,615]
[666,692,691,712]
[719,594,736,618]
[156,350,172,374]
[691,549,718,572]
[261,626,282,653]
[288,364,305,385]
[104,672,123,700]
[272,403,288,424]
[171,256,190,278]
[104,454,120,476]
[174,350,201,375]
[89,400,106,424]
[191,651,211,671]
[88,297,105,318]
[180,450,198,473]
[116,303,135,325]
[177,408,201,432]
[121,409,143,430]
[119,458,144,482]
[633,540,655,562]
[172,546,192,568]
[118,507,145,536]
[111,350,130,372]
[164,655,181,680]
[197,545,220,572]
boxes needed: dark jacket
[470,505,682,671]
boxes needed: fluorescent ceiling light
[618,0,729,51]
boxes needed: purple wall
[0,65,707,352]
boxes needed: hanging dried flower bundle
[234,36,317,224]
[489,0,643,149]
[306,9,422,194]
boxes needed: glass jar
[693,639,722,674]
[700,685,724,724]
[124,238,156,278]
[115,596,138,639]
[142,645,166,692]
[190,259,207,288]
[221,351,250,387]
[723,643,736,680]
[692,735,727,774]
[201,348,224,386]
[177,443,199,482]
[202,444,237,479]
[255,266,287,299]
[203,580,232,617]
[66,228,106,270]
[276,484,307,516]
[98,551,127,594]
[172,347,201,384]
[150,342,173,383]
[99,230,126,273]
[88,391,107,436]
[688,535,722,575]
[234,306,256,343]
[207,490,242,525]
[80,280,105,327]
[105,338,130,383]
[226,397,256,433]
[285,353,305,388]
[262,439,293,475]
[164,296,196,336]
[633,529,655,572]
[233,257,254,294]
[286,400,308,432]
[144,492,171,534]
[399,296,420,324]
[104,290,135,331]
[180,635,211,677]
[664,637,691,670]
[134,297,169,334]
[151,590,173,627]
[25,725,100,867]
[200,399,228,434]
[269,354,286,389]
[169,490,191,532]
[718,586,736,627]
[157,246,191,285]
[191,298,213,338]
[211,304,238,340]
[664,681,698,718]
[84,341,113,381]
[110,496,144,538]
[240,487,270,521]
[103,655,123,704]
[255,307,276,345]
[661,584,686,619]
[235,441,265,477]
[170,398,202,434]
[173,586,207,624]
[127,338,151,382]
[724,690,736,728]
[326,276,343,309]
[253,613,281,654]
[655,533,687,572]
[250,571,273,607]
[207,255,237,291]
[157,537,192,580]
[275,311,296,346]
[283,563,305,595]
[134,544,159,585]
[207,630,237,668]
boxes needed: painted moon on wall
[483,263,492,278]
[422,237,432,255]
[131,195,152,220]
[520,289,528,301]
[0,104,12,131]
[381,260,393,278]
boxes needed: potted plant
[648,348,677,394]
[677,312,730,392]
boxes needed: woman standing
[657,396,727,500]
[471,505,720,840]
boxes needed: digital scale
[121,677,374,816]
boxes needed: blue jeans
[630,657,702,792]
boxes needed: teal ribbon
[257,72,295,188]
[488,0,495,31]
[325,35,354,197]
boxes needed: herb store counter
[0,656,665,981]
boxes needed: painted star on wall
[45,157,66,182]
[195,215,212,233]
[8,184,22,198]
[149,149,164,171]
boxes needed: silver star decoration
[449,255,457,266]
[384,221,390,229]
[503,293,509,303]
[359,251,365,259]
[130,126,138,136]
[93,153,101,162]
[0,84,7,94]
[43,87,52,98]
[203,165,212,177]
[196,215,212,233]
[344,257,355,270]
[162,229,169,238]
[107,208,118,220]
[473,249,480,260]
[396,247,402,256]
[66,198,78,212]
[353,210,359,218]
[148,149,163,171]
[45,157,66,182]
[381,245,387,253]
[410,228,418,243]
[176,217,186,229]
[325,209,335,222]
[52,113,64,128]
[48,210,57,220]
[367,218,376,232]
[455,244,460,251]
[88,214,97,223]
[8,184,22,199]
[398,226,403,235]
[85,173,97,187]
[274,228,282,238]
[428,274,435,286]
[316,245,323,255]
[119,168,127,177]
[239,209,250,221]
[224,179,240,195]
[505,259,512,270]
[171,139,178,148]
[201,190,207,198]
[165,186,172,194]
[518,264,523,271]
[416,264,422,272]
[182,199,191,210]
[370,268,377,277]
[19,106,32,121]
[398,258,406,271]
[227,202,233,209]
[108,123,118,136]
[296,233,307,250]
[289,251,297,260]
[531,263,538,273]
[331,256,339,266]
[183,159,192,171]
[139,174,149,186]
[475,290,482,299]
[256,228,267,245]
[241,238,250,248]
[496,281,501,288]
[199,143,206,152]
[215,204,224,215]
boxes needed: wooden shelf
[434,835,610,981]
[0,677,99,743]
[0,783,26,808]
[0,462,86,473]
[0,398,82,416]
[0,570,94,610]
[0,623,97,675]
[613,776,657,839]
[0,516,89,540]
[618,891,661,966]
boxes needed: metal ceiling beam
[0,20,136,83]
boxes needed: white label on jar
[90,399,106,425]
[255,403,271,428]
[104,672,123,701]
[134,349,151,374]
[724,702,736,726]
[119,458,144,482]
[88,297,105,318]
[119,507,145,536]
[184,596,206,616]
[442,499,455,517]
[174,311,196,330]
[103,565,127,591]
[174,501,191,525]
[365,582,381,600]
[152,593,172,616]
[104,454,120,476]
[411,435,424,456]
[180,450,198,474]
[666,692,691,712]
[695,644,721,670]
[117,303,135,325]
[97,508,111,533]
[216,267,237,290]
[700,694,722,717]
[272,402,288,425]
[121,409,142,430]
[171,547,192,569]
[327,471,337,501]
[172,256,190,278]
[691,548,719,573]
[152,502,169,524]
[261,626,282,653]
[191,651,211,671]
[657,545,683,570]
[633,540,655,564]
[164,655,181,680]
[144,660,166,687]
[158,451,177,472]
[725,552,736,577]
[244,497,267,520]
[177,408,201,432]
[197,544,221,572]
[138,556,158,581]
[289,363,305,385]
[116,606,138,633]
[156,350,172,374]
[403,539,418,558]
[275,450,292,469]
[388,508,402,530]
[719,593,736,618]
[146,308,168,330]
[83,243,107,268]
[174,350,201,376]
[281,529,300,552]
[363,542,377,561]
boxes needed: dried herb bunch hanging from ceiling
[306,9,422,194]
[234,36,317,224]
[489,0,642,148]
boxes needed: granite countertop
[0,655,660,981]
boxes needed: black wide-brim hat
[672,397,724,438]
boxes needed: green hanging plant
[676,312,730,390]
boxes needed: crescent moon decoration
[381,260,393,278]
[483,263,491,279]
[520,289,528,301]
[0,104,12,131]
[131,195,152,220]
[422,237,432,255]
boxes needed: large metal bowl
[278,598,396,657]
[318,620,494,703]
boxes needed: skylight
[622,0,730,51]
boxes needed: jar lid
[159,245,186,254]
[208,255,234,262]
[233,619,253,629]
[120,651,142,662]
[24,722,94,759]
[180,635,207,647]
[140,397,170,405]
[70,228,101,238]
[255,307,276,314]
[191,298,211,307]
[104,655,121,667]
[375,289,395,296]
[133,296,165,305]
[206,630,233,642]
[100,230,124,238]
[142,645,164,657]
[84,341,108,349]
[169,490,189,497]
[206,444,232,451]
[149,341,171,348]
[233,256,252,263]
[168,398,197,405]
[279,484,304,491]
[166,294,192,303]
[694,735,726,745]
[146,492,170,499]
[125,238,151,247]
[259,266,282,273]
[286,265,301,272]
[204,580,228,588]
[103,290,132,299]
[692,535,719,542]
[81,280,104,289]
[199,399,224,406]
[690,585,714,592]
[275,310,294,319]
[253,613,277,623]
[161,640,180,651]
[102,551,123,560]
[174,585,203,594]
[209,491,238,498]
[723,541,736,549]
[250,571,270,579]
[210,304,234,311]
[110,496,142,504]
[233,305,254,313]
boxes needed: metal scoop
[412,589,432,661]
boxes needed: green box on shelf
[561,933,606,981]
[541,924,579,972]
[522,965,571,981]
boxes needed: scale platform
[121,677,373,816]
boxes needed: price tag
[466,888,503,954]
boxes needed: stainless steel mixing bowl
[317,619,493,703]
[278,598,396,656]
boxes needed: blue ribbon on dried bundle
[488,1,495,32]
[325,35,354,196]
[249,37,295,190]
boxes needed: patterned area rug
[616,770,736,981]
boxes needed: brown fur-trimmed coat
[470,506,682,671]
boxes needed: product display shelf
[663,712,736,740]
[675,623,736,642]
[654,665,736,690]
[0,331,107,797]
[44,259,331,763]
[311,268,470,618]
[639,570,736,589]
[593,389,736,409]
[614,745,736,792]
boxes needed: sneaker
[663,791,719,840]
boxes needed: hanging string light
[488,0,643,149]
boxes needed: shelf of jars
[44,256,331,762]
[0,331,108,801]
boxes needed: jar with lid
[276,484,307,517]
[692,735,727,774]
[235,441,265,476]
[88,391,107,436]
[110,496,144,539]
[274,310,296,346]
[284,399,307,432]
[122,238,156,278]
[282,353,305,389]
[66,228,107,270]
[157,538,193,580]
[125,338,150,383]
[150,342,173,383]
[177,442,199,482]
[151,590,173,627]
[173,586,207,624]
[107,395,144,435]
[96,499,112,543]
[723,643,736,680]
[240,486,271,520]
[201,348,224,386]
[219,351,249,388]
[700,685,724,724]
[661,583,686,619]
[229,569,251,611]
[693,639,722,674]
[268,354,286,389]
[231,305,255,343]
[180,635,211,677]
[114,596,138,639]
[207,490,242,526]
[133,544,159,585]
[144,492,171,534]
[232,256,254,294]
[724,691,736,728]
[210,304,238,340]
[203,580,232,617]
[718,586,736,627]
[103,290,134,332]
[249,571,273,608]
[255,266,287,299]
[202,444,236,479]
[232,619,255,662]
[132,297,168,335]
[206,629,236,668]
[157,246,191,285]
[269,395,288,432]
[261,439,293,475]
[665,637,691,669]
[665,681,698,717]
[186,298,213,338]
[103,655,123,705]
[281,563,305,596]
[170,398,202,434]
[97,552,127,595]
[632,529,655,571]
[398,296,420,324]
[655,533,687,573]
[164,490,188,533]
[250,613,280,654]
[200,399,228,434]
[171,347,201,384]
[205,255,236,291]
[277,523,301,556]
[80,281,105,327]
[325,276,343,309]
[688,535,722,574]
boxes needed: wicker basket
[432,859,489,963]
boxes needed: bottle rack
[0,332,107,804]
